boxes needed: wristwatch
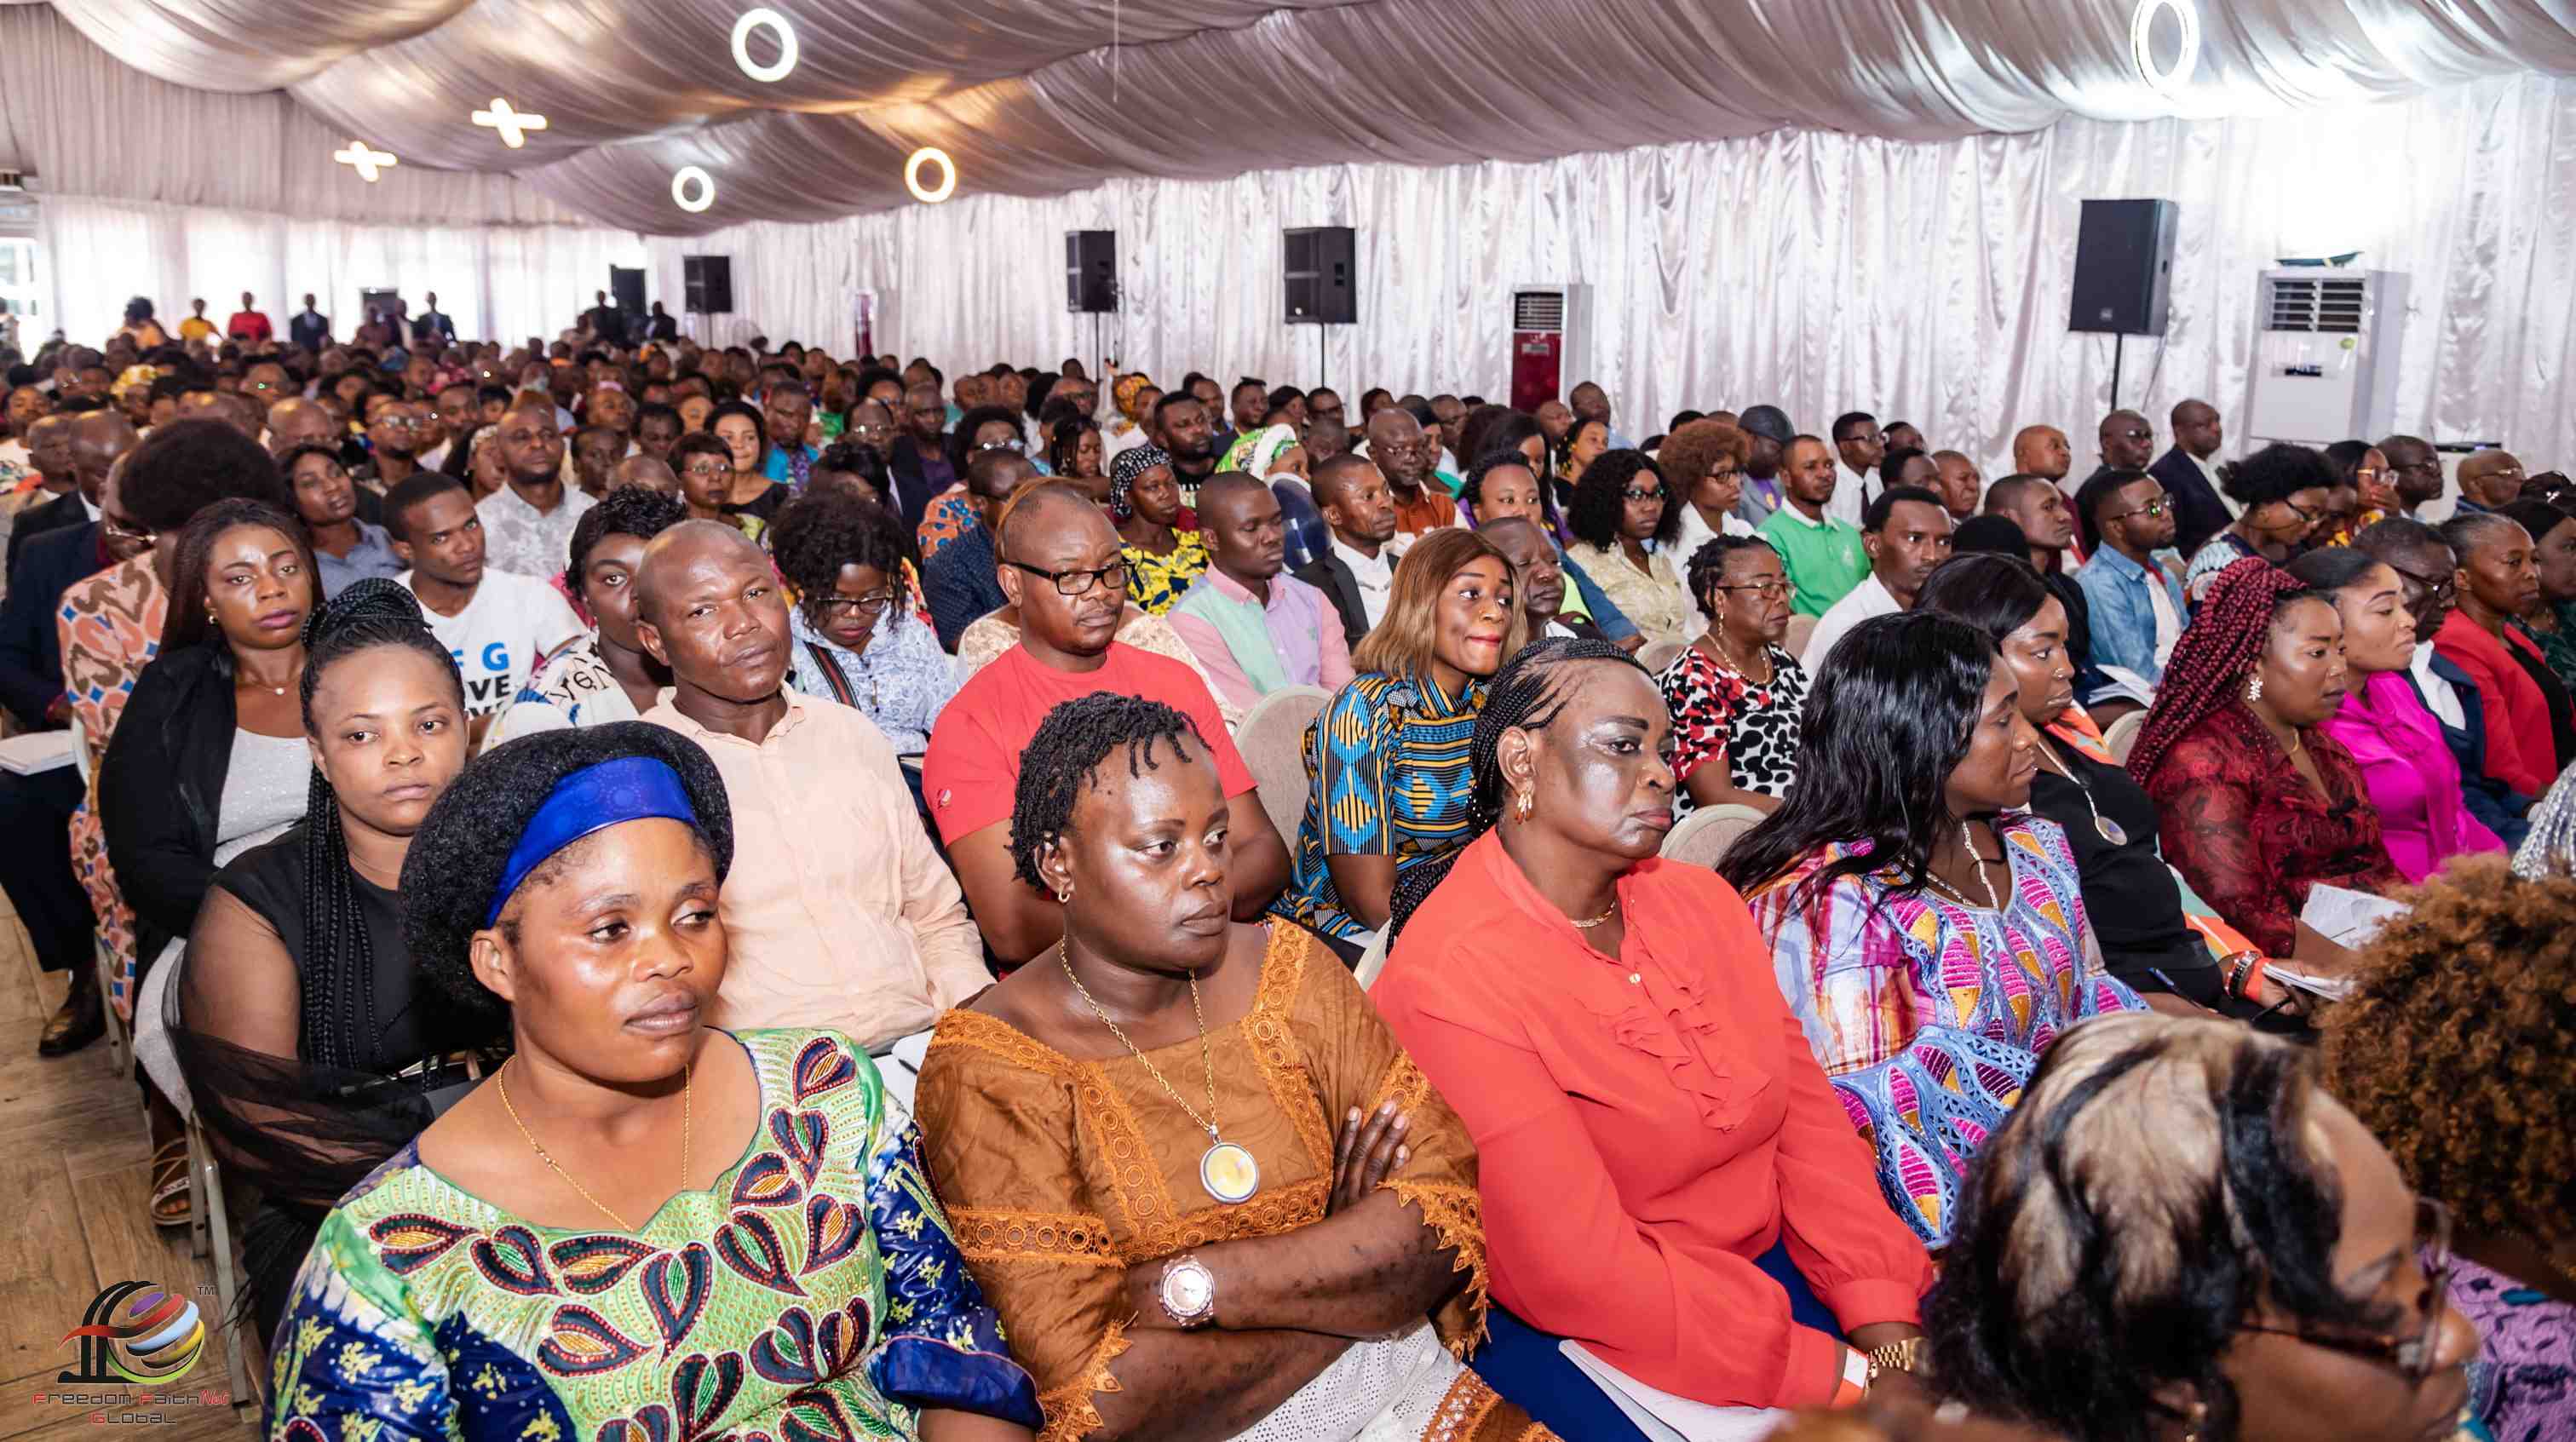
[1157,1254,1216,1329]
[1865,1336,1929,1387]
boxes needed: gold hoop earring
[1515,788,1534,822]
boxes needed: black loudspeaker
[683,256,733,315]
[609,266,646,318]
[1066,231,1118,313]
[1284,226,1356,325]
[2069,199,2177,336]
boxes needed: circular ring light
[731,8,798,83]
[905,146,957,204]
[672,165,717,213]
[2130,0,2199,96]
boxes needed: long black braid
[1008,694,1203,890]
[1385,636,1642,944]
[296,578,463,1070]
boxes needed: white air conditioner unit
[1507,283,1592,415]
[2245,268,2405,446]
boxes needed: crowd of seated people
[0,297,2566,1442]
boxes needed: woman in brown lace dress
[916,692,1549,1442]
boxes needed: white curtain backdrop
[647,72,2576,475]
[39,197,648,346]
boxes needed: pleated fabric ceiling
[28,0,2576,234]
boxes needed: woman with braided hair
[917,692,1550,1442]
[2130,556,2401,957]
[1375,637,1935,1437]
[170,577,497,1341]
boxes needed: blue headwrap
[485,755,701,926]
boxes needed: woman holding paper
[2128,559,2401,957]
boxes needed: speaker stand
[1316,323,1327,395]
[2109,333,2125,412]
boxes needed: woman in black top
[1915,554,2298,1024]
[173,579,502,1339]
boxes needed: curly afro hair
[2316,853,2576,1243]
[1564,449,1681,550]
[1006,693,1207,892]
[768,485,914,613]
[121,417,290,532]
[401,721,734,1022]
[563,483,688,595]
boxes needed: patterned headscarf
[1220,423,1299,480]
[1111,373,1155,427]
[1109,444,1170,523]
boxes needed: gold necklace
[1569,899,1619,928]
[496,1055,693,1232]
[1704,630,1773,686]
[1059,941,1261,1204]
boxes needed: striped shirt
[1272,670,1485,940]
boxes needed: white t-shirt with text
[399,568,587,717]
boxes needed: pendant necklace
[1060,941,1260,1204]
[2035,736,2128,847]
[1923,824,2005,912]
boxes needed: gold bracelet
[1866,1336,1929,1386]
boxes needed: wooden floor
[0,893,258,1442]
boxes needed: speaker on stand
[1066,230,1118,379]
[2068,198,2176,409]
[1285,226,1356,392]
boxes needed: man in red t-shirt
[226,290,273,346]
[923,485,1291,962]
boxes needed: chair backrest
[1236,684,1331,847]
[1354,929,1392,991]
[1782,612,1818,661]
[1634,637,1686,675]
[1659,802,1765,870]
[2104,709,2148,765]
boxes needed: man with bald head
[923,484,1291,964]
[609,453,681,497]
[4,413,94,572]
[2146,399,2231,556]
[1166,472,1355,712]
[633,520,980,1089]
[2452,449,2526,515]
[1363,405,1454,540]
[2011,424,2072,486]
[263,394,339,460]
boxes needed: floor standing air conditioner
[2246,269,2406,446]
[1509,283,1592,415]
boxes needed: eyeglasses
[2112,496,2172,520]
[1840,431,1883,447]
[2236,1198,2454,1385]
[848,422,893,439]
[2387,561,2458,606]
[1713,578,1790,598]
[680,461,732,480]
[1621,487,1667,503]
[2354,466,2388,485]
[2112,427,2154,443]
[812,590,895,618]
[1007,557,1129,596]
[974,438,1025,453]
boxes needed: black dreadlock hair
[1008,694,1205,892]
[296,578,465,1069]
[1385,637,1642,943]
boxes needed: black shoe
[37,969,104,1058]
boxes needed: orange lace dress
[915,924,1550,1442]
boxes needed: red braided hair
[2125,557,2313,782]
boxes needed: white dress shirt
[1331,534,1396,630]
[1801,571,1900,673]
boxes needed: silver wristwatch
[1158,1254,1216,1329]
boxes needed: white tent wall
[648,72,2576,474]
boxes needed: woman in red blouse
[1375,637,1935,1438]
[2432,511,2576,797]
[2129,558,2401,957]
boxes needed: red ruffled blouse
[1373,830,1934,1410]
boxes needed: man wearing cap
[1734,404,1794,528]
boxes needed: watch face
[1164,1264,1212,1314]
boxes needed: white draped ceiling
[8,0,2576,233]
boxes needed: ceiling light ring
[905,146,957,204]
[672,165,717,213]
[730,9,798,83]
[2130,0,2200,96]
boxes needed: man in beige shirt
[634,521,983,1100]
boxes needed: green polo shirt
[1757,505,1870,617]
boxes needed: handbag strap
[803,640,859,708]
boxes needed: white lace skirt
[1231,1321,1481,1442]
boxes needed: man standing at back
[290,293,331,353]
[1756,434,1869,616]
[412,291,456,348]
[1828,411,1884,529]
[1167,473,1354,712]
[2146,399,2230,557]
[924,485,1291,964]
[1294,452,1400,651]
[635,520,980,1098]
[477,398,595,576]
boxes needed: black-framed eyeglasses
[2386,561,2458,606]
[1007,557,1128,596]
[1621,487,1667,503]
[811,589,895,618]
[2235,1197,2453,1384]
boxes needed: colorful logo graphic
[58,1280,207,1384]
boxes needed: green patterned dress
[265,1028,1041,1442]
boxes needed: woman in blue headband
[263,721,1042,1442]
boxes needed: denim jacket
[2073,544,2188,685]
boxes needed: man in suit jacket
[4,413,83,575]
[289,293,332,353]
[1290,453,1399,654]
[0,518,109,1054]
[887,380,955,531]
[2145,399,2231,559]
